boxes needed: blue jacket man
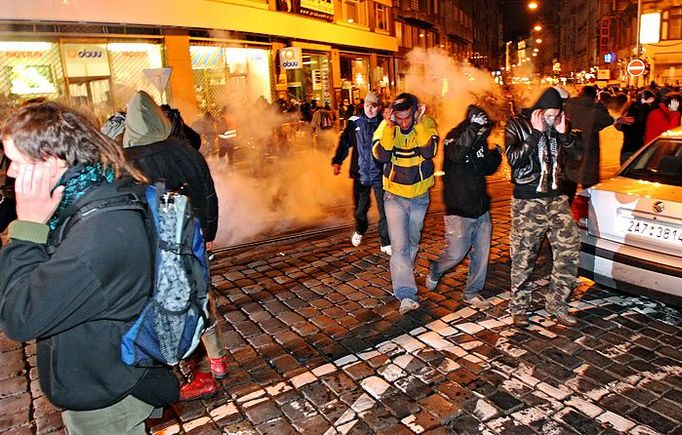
[332,92,391,255]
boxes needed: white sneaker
[425,273,439,291]
[462,295,492,309]
[351,232,363,247]
[399,298,420,314]
[380,245,392,256]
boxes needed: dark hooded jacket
[0,177,178,410]
[123,92,219,242]
[331,112,383,185]
[442,105,502,218]
[505,88,583,199]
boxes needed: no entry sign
[627,59,646,77]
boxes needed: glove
[471,113,488,126]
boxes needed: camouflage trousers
[509,195,580,315]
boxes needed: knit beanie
[532,87,564,111]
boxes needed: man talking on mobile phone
[504,87,583,328]
[372,93,438,315]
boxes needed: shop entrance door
[67,77,113,120]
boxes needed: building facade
[1,0,398,123]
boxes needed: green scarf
[47,163,115,232]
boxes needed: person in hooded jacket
[563,86,614,204]
[332,92,391,255]
[426,105,501,309]
[644,92,681,145]
[505,87,583,328]
[0,101,178,434]
[615,89,655,164]
[121,91,223,402]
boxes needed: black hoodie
[442,105,502,218]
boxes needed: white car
[572,130,682,306]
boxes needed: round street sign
[627,58,646,77]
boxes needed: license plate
[626,219,682,244]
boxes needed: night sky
[502,0,560,42]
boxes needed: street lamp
[535,38,543,44]
[533,24,542,32]
[528,1,538,10]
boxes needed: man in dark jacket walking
[0,102,178,434]
[426,105,501,309]
[563,86,614,203]
[616,89,655,164]
[122,91,223,402]
[332,92,391,255]
[505,87,583,328]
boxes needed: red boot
[209,356,229,380]
[179,371,219,401]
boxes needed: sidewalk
[0,199,681,435]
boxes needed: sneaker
[380,245,392,256]
[351,232,363,247]
[179,371,219,401]
[512,314,529,328]
[546,304,577,327]
[462,295,492,309]
[399,298,420,314]
[209,355,229,379]
[425,273,439,291]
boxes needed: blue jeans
[430,213,492,297]
[384,192,430,301]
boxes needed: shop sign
[5,51,44,58]
[276,0,333,22]
[280,47,302,70]
[62,43,110,77]
[597,69,610,80]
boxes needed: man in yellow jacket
[372,93,439,314]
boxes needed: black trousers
[353,179,390,247]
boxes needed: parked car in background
[572,129,682,306]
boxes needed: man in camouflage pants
[504,87,583,327]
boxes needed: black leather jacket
[505,111,583,198]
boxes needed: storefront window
[375,56,392,100]
[286,52,331,105]
[61,42,114,120]
[108,42,163,109]
[191,44,272,115]
[0,41,65,111]
[340,55,369,104]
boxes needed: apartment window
[662,7,682,40]
[343,0,368,25]
[375,3,389,31]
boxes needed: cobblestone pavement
[1,198,681,435]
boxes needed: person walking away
[615,89,655,164]
[563,85,614,204]
[0,102,178,434]
[331,92,390,255]
[426,105,502,309]
[644,92,681,145]
[505,87,583,328]
[372,93,438,314]
[122,91,223,402]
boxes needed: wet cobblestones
[0,199,680,434]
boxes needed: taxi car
[572,129,682,305]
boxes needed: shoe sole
[179,389,219,402]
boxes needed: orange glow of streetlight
[533,24,542,31]
[528,1,538,10]
[535,38,543,44]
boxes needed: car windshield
[621,139,682,187]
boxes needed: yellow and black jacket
[372,116,439,198]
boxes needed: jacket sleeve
[595,103,615,131]
[505,121,542,168]
[0,214,144,341]
[483,145,503,176]
[413,116,439,159]
[331,119,356,165]
[201,161,219,243]
[372,120,394,163]
[444,124,482,163]
[559,128,583,162]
